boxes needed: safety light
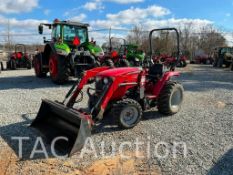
[73,37,80,46]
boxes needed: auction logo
[12,136,187,159]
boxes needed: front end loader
[31,28,184,156]
[33,19,104,84]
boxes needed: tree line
[126,23,227,59]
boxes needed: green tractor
[213,47,233,70]
[109,37,145,66]
[118,43,145,66]
[33,19,103,84]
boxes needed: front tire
[0,62,3,71]
[112,99,142,129]
[217,57,223,68]
[49,53,69,84]
[118,59,130,67]
[26,60,32,69]
[8,59,16,70]
[182,60,187,67]
[158,81,184,115]
[102,59,114,67]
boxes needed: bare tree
[126,23,227,59]
[127,25,145,45]
[197,25,226,56]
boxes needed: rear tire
[118,59,130,67]
[34,55,47,78]
[158,81,184,115]
[225,62,231,68]
[112,99,142,129]
[49,53,69,84]
[94,60,100,68]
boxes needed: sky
[0,0,233,44]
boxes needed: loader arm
[66,67,110,107]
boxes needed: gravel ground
[0,64,232,175]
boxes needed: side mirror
[38,25,43,34]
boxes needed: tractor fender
[33,52,49,71]
[153,71,180,96]
[33,52,44,70]
[33,52,43,65]
[43,43,57,64]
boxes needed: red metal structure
[153,53,187,67]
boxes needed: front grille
[74,55,94,64]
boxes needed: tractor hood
[134,52,145,60]
[97,67,141,77]
[82,42,104,57]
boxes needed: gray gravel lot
[0,64,232,175]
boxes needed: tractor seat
[148,63,163,79]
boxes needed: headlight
[103,77,109,84]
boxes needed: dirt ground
[0,146,161,175]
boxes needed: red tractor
[7,44,32,70]
[31,28,184,156]
[153,53,187,68]
[99,37,130,67]
[190,55,214,65]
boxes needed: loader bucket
[31,99,91,156]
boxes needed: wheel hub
[171,89,182,109]
[121,106,138,125]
